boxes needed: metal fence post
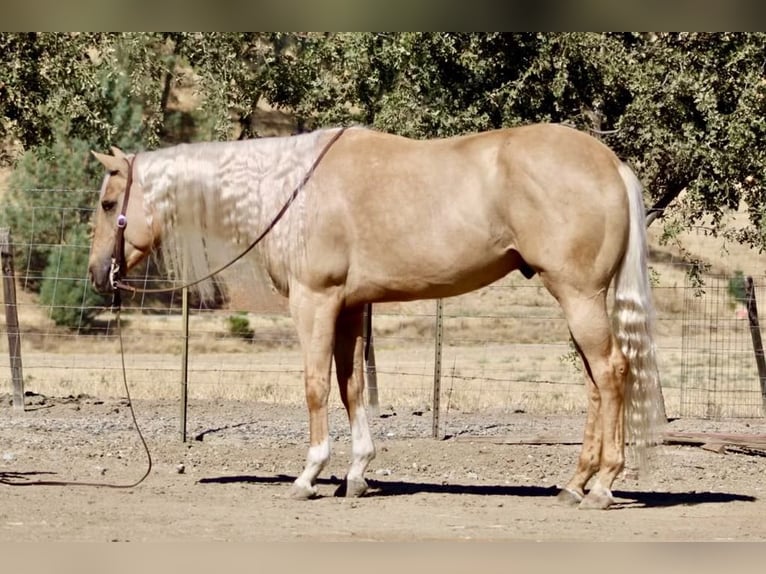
[432,298,444,438]
[180,285,190,441]
[363,303,379,417]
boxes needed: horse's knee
[305,379,331,410]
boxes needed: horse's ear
[91,150,127,175]
[110,146,127,160]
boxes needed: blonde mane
[134,128,342,300]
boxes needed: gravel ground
[2,393,766,542]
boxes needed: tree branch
[645,184,686,227]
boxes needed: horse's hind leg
[551,286,629,510]
[556,355,603,507]
[288,284,343,499]
[332,307,376,497]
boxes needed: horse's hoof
[346,477,369,498]
[556,488,584,507]
[334,477,369,498]
[288,481,318,500]
[578,490,614,510]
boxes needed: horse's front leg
[288,286,342,499]
[333,308,376,497]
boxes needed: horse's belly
[343,248,523,306]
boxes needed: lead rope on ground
[2,128,347,489]
[112,306,153,487]
[0,309,152,488]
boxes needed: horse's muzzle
[88,260,114,294]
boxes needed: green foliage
[0,33,157,290]
[269,33,631,138]
[0,33,176,157]
[1,133,100,290]
[226,312,255,340]
[0,33,97,158]
[613,33,766,248]
[39,223,105,330]
[687,258,713,298]
[727,270,747,307]
[3,32,766,271]
[559,339,582,374]
[172,32,277,140]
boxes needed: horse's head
[88,147,158,293]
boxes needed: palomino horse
[88,123,664,509]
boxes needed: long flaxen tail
[613,162,667,471]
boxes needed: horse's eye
[101,200,117,213]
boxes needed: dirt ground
[1,393,766,542]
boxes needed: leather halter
[109,156,134,306]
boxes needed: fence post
[745,276,766,415]
[363,303,379,417]
[180,285,190,441]
[432,298,444,438]
[1,228,25,411]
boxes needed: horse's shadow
[196,473,756,509]
[3,468,756,509]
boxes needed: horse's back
[305,124,631,303]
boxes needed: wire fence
[680,274,766,418]
[2,193,765,434]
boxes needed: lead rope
[0,309,152,488]
[1,128,347,489]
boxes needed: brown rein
[2,130,350,489]
[109,127,348,301]
[6,128,345,489]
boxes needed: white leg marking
[293,437,331,495]
[347,408,376,482]
[578,477,616,509]
[588,478,613,501]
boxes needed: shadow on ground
[196,473,756,508]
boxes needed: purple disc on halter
[116,214,127,228]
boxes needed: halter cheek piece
[109,214,128,289]
[109,158,134,301]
